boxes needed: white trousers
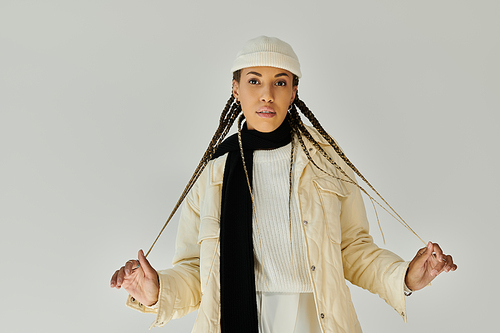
[256,292,322,333]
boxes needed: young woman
[110,36,457,333]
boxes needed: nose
[260,85,274,103]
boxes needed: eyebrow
[246,71,290,78]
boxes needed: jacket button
[131,297,135,302]
[303,220,308,225]
[320,313,325,319]
[311,265,316,271]
[309,148,313,152]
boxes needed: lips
[257,106,276,118]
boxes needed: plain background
[1,1,498,332]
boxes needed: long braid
[146,79,424,257]
[289,103,356,185]
[145,94,241,257]
[290,92,425,245]
[294,93,366,185]
[286,115,298,280]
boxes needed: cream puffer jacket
[127,126,409,332]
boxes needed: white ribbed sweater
[252,143,312,293]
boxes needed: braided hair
[145,70,423,256]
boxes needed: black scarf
[212,115,292,332]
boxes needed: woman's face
[232,66,297,133]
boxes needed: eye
[248,78,259,85]
[275,80,287,87]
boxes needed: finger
[138,249,156,277]
[416,241,434,265]
[430,249,447,276]
[433,256,447,276]
[116,267,126,288]
[131,259,140,271]
[442,255,451,272]
[449,255,458,271]
[443,255,458,272]
[125,260,139,275]
[110,270,119,288]
[430,243,445,262]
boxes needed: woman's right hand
[110,249,160,307]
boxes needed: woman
[110,36,457,332]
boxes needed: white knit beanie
[231,36,302,78]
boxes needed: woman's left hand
[405,242,457,291]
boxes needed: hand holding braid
[110,250,160,307]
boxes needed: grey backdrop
[1,1,498,332]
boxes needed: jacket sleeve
[126,170,204,328]
[339,166,410,322]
